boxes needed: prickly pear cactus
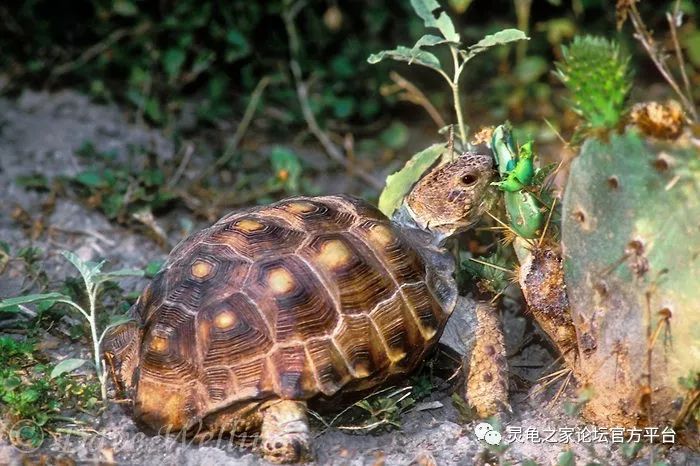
[555,36,631,132]
[561,129,700,428]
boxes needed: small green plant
[0,336,100,446]
[554,36,632,132]
[0,252,143,402]
[369,0,527,148]
[371,0,527,218]
[69,142,178,222]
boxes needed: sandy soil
[0,91,697,466]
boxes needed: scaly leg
[259,399,312,464]
[440,297,510,417]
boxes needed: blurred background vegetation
[0,0,698,205]
[0,1,694,124]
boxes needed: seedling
[0,251,143,401]
[371,0,528,217]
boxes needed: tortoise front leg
[259,399,312,464]
[440,297,511,417]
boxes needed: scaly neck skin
[392,202,453,249]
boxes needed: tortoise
[103,151,509,463]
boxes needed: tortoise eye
[461,174,478,186]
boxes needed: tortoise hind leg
[102,321,142,398]
[440,297,511,417]
[259,400,312,463]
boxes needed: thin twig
[194,76,271,183]
[385,71,446,129]
[538,197,557,247]
[666,1,695,117]
[49,24,149,80]
[169,142,194,187]
[283,1,382,190]
[468,257,513,274]
[629,3,698,120]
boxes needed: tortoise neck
[392,202,452,248]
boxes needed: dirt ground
[0,91,698,465]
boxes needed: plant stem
[87,285,107,402]
[449,47,467,146]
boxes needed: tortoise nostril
[461,174,478,186]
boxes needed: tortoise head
[405,151,496,239]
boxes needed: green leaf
[163,48,186,79]
[622,442,642,459]
[557,450,575,466]
[145,98,163,123]
[0,292,70,310]
[50,358,87,379]
[61,251,102,289]
[113,0,138,16]
[270,146,302,193]
[107,314,135,327]
[74,170,108,188]
[681,31,700,67]
[378,144,444,217]
[224,29,251,62]
[410,0,460,42]
[96,268,145,284]
[15,174,50,191]
[368,46,442,72]
[144,260,164,278]
[464,29,529,61]
[413,34,452,49]
[331,96,355,119]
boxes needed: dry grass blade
[529,367,571,399]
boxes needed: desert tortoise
[103,151,509,463]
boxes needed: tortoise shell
[105,194,451,431]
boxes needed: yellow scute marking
[149,336,169,352]
[268,267,295,294]
[369,224,395,247]
[389,350,407,363]
[284,201,316,214]
[191,260,213,278]
[318,239,352,269]
[235,218,264,232]
[214,310,237,329]
[353,363,370,378]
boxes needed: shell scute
[247,256,339,342]
[304,233,395,315]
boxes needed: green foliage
[269,147,302,194]
[0,252,142,401]
[562,386,594,417]
[555,36,632,131]
[462,248,513,295]
[0,337,100,433]
[557,450,576,466]
[369,0,527,146]
[69,142,178,221]
[352,386,416,431]
[1,1,415,126]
